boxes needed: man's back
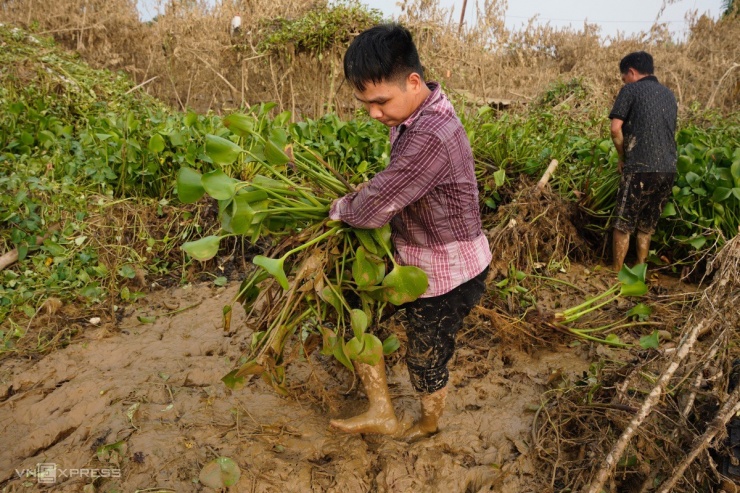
[609,76,677,174]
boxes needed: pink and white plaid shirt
[330,82,491,297]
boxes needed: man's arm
[610,117,625,174]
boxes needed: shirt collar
[397,81,441,134]
[636,75,659,84]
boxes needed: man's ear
[406,72,423,92]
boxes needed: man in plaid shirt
[329,23,491,439]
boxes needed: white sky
[365,0,724,39]
[137,0,725,39]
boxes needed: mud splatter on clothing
[613,172,676,234]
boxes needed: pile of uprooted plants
[522,227,740,492]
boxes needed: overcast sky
[138,0,725,39]
[365,0,724,39]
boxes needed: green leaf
[205,134,243,166]
[353,229,379,255]
[639,330,660,349]
[493,168,506,187]
[252,255,289,290]
[618,263,646,285]
[371,224,392,254]
[319,285,343,314]
[605,334,623,346]
[184,111,198,127]
[148,133,166,154]
[182,235,221,261]
[221,369,246,390]
[176,167,205,204]
[381,265,429,305]
[355,333,383,365]
[214,276,228,286]
[227,194,256,234]
[687,236,707,250]
[332,339,354,371]
[137,316,157,324]
[264,139,290,165]
[712,187,733,202]
[350,309,369,339]
[626,303,652,321]
[620,281,648,297]
[733,188,740,200]
[223,113,255,137]
[202,169,238,201]
[382,334,400,355]
[199,457,241,489]
[660,201,677,217]
[352,247,385,288]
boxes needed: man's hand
[617,160,624,174]
[354,181,370,192]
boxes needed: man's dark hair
[619,51,654,75]
[343,23,424,91]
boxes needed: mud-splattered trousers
[402,266,489,394]
[613,172,676,235]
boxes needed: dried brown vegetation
[1,0,737,116]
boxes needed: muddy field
[0,269,629,492]
[0,256,710,493]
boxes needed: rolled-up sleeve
[330,131,448,229]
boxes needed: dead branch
[657,386,740,493]
[585,315,710,493]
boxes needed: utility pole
[458,0,468,35]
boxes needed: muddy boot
[330,358,400,435]
[612,230,631,272]
[635,231,651,266]
[403,386,448,441]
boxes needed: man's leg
[402,267,488,440]
[635,231,651,265]
[612,229,631,272]
[329,357,400,435]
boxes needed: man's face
[353,75,420,128]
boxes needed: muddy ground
[0,265,693,493]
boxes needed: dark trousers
[402,267,489,394]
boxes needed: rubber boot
[329,358,401,435]
[635,231,651,266]
[403,386,448,441]
[612,230,631,272]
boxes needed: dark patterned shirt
[609,75,678,173]
[330,82,491,297]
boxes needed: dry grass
[1,0,736,117]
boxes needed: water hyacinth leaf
[202,169,237,200]
[712,187,733,202]
[687,236,707,250]
[353,229,379,255]
[199,457,241,489]
[223,113,255,137]
[627,302,652,321]
[605,334,624,346]
[733,188,740,200]
[372,224,392,254]
[264,139,291,166]
[345,336,364,360]
[332,339,353,371]
[182,235,221,261]
[252,255,289,290]
[639,330,661,349]
[205,134,243,166]
[148,133,166,154]
[320,285,343,314]
[620,281,648,297]
[320,327,337,356]
[661,201,677,217]
[355,333,383,365]
[176,167,205,204]
[234,358,266,378]
[221,369,246,390]
[382,334,401,355]
[731,161,740,181]
[382,265,429,305]
[229,194,256,234]
[352,247,384,288]
[350,309,369,339]
[618,263,646,285]
[493,168,506,187]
